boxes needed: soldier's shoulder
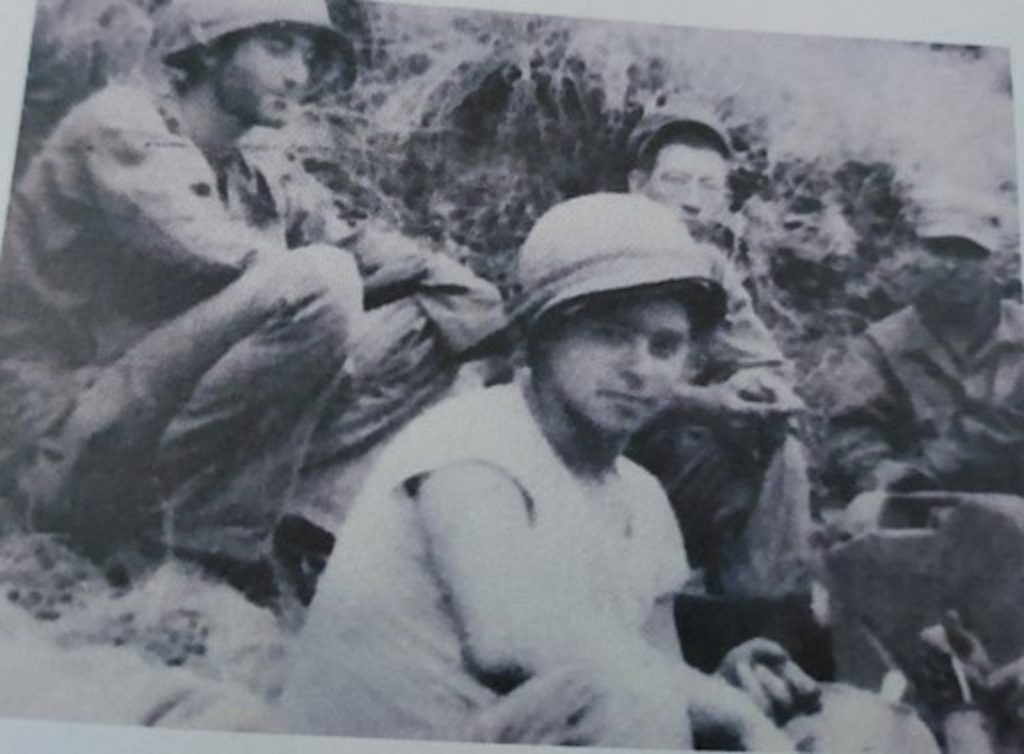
[618,456,671,504]
[999,298,1024,339]
[56,84,191,168]
[696,239,741,286]
[63,84,167,133]
[1001,297,1024,321]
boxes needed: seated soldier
[624,112,813,603]
[623,111,820,677]
[282,194,814,750]
[0,0,504,603]
[825,193,1024,525]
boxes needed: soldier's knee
[244,246,363,341]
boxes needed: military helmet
[157,0,358,88]
[161,0,339,53]
[517,193,727,330]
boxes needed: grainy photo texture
[0,1,1021,751]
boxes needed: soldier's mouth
[599,390,657,412]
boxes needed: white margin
[0,0,1022,752]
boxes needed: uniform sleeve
[702,253,789,382]
[824,336,904,494]
[352,224,508,354]
[257,151,510,355]
[409,252,508,353]
[68,89,269,279]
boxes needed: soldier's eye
[649,333,684,359]
[664,173,691,186]
[263,33,294,55]
[588,321,632,344]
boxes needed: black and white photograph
[0,0,1022,752]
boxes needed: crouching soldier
[820,191,1023,750]
[825,190,1024,526]
[282,194,805,750]
[0,0,504,604]
[623,111,818,673]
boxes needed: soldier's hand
[724,370,804,415]
[671,382,755,417]
[718,638,821,725]
[836,488,889,539]
[671,380,799,436]
[689,673,797,751]
[469,667,607,746]
[869,459,933,492]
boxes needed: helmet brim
[517,251,727,333]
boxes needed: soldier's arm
[414,463,790,750]
[270,157,508,351]
[412,461,696,677]
[824,337,923,496]
[702,253,790,382]
[348,224,507,353]
[405,250,507,353]
[412,461,631,674]
[667,252,799,426]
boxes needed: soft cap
[914,185,1005,254]
[627,108,732,170]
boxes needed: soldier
[0,0,505,604]
[283,194,810,750]
[623,112,815,649]
[826,193,1024,515]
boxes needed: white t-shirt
[282,380,690,741]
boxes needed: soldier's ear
[627,169,649,194]
[164,44,223,93]
[198,46,225,74]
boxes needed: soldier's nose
[282,57,313,92]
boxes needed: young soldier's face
[537,294,694,438]
[214,26,329,128]
[632,143,730,226]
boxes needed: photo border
[0,0,1022,751]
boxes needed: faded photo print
[0,0,1021,752]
